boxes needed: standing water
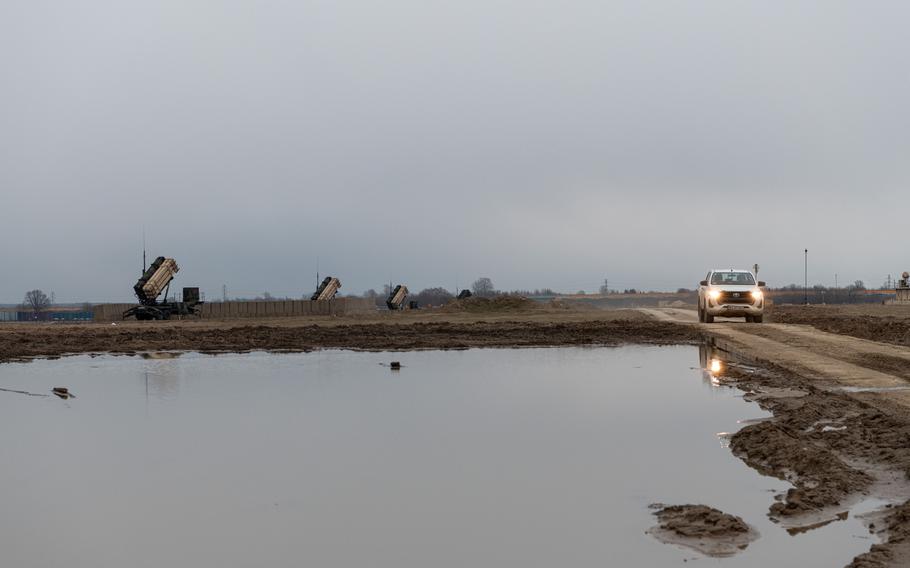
[0,347,879,567]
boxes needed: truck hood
[709,284,758,292]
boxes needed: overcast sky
[3,1,909,303]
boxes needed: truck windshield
[711,272,755,285]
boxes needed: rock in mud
[647,504,758,557]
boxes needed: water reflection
[142,360,182,402]
[140,352,182,360]
[699,342,729,387]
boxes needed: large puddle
[0,346,883,567]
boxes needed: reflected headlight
[751,289,763,300]
[708,289,721,301]
[710,359,722,373]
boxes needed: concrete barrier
[94,298,376,322]
[92,304,135,322]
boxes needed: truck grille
[719,291,753,304]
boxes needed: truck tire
[745,315,754,323]
[753,315,763,323]
[698,305,705,323]
[705,312,714,323]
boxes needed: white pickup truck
[697,269,766,323]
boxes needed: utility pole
[804,249,809,305]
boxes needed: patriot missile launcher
[386,285,409,310]
[123,256,202,320]
[311,277,341,301]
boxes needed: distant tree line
[359,277,561,308]
[767,281,895,304]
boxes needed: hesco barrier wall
[93,298,376,322]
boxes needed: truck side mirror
[757,281,766,287]
[699,280,708,286]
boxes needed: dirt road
[640,307,910,395]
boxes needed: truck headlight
[751,289,762,300]
[708,290,721,301]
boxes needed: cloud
[1,1,908,301]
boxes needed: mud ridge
[0,319,701,363]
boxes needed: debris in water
[52,387,75,400]
[390,361,401,370]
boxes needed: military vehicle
[386,285,409,310]
[311,277,341,301]
[122,256,202,320]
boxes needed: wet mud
[647,504,758,557]
[706,345,910,566]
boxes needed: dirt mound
[647,504,758,557]
[442,295,539,313]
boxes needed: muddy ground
[4,303,910,566]
[0,308,697,363]
[771,304,910,347]
[709,357,910,567]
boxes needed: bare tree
[23,289,51,318]
[471,277,495,297]
[414,287,454,306]
[361,288,386,307]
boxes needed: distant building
[0,307,93,322]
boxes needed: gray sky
[3,1,909,303]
